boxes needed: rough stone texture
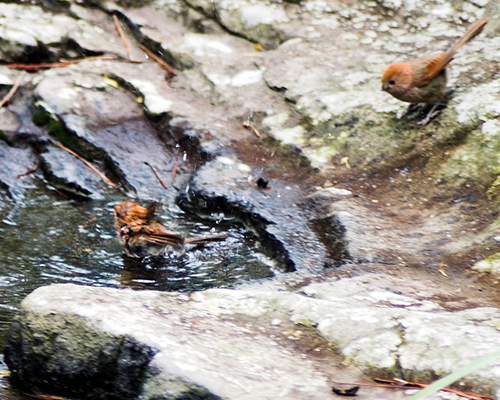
[0,0,498,207]
[5,284,333,400]
[6,310,156,400]
[40,146,111,199]
[179,156,339,272]
[0,140,38,203]
[6,282,500,399]
[1,1,500,399]
[473,252,500,274]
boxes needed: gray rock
[179,156,335,272]
[61,113,181,200]
[0,3,126,62]
[6,281,500,399]
[40,145,111,199]
[32,62,204,201]
[4,284,334,400]
[6,309,156,400]
[0,108,21,135]
[0,141,38,203]
[1,2,500,400]
[184,0,295,49]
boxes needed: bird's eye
[389,80,395,85]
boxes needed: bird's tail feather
[185,235,228,245]
[446,17,488,64]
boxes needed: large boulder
[6,281,500,399]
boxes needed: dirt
[226,120,500,312]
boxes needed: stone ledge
[5,280,500,399]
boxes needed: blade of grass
[407,348,500,400]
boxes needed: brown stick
[331,380,410,390]
[0,70,26,108]
[11,386,70,400]
[15,165,38,179]
[140,45,177,76]
[61,55,142,64]
[113,14,133,60]
[171,160,178,183]
[48,139,118,188]
[145,162,168,189]
[4,55,120,71]
[79,215,97,229]
[371,378,493,400]
[59,55,119,64]
[242,122,261,138]
[5,61,71,70]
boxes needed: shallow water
[0,185,276,345]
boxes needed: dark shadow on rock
[177,157,340,272]
[40,145,111,199]
[5,311,156,400]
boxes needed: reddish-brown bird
[114,201,227,258]
[382,17,488,125]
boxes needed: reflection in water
[0,188,276,345]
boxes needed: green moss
[47,120,66,139]
[295,319,317,328]
[0,130,6,142]
[484,253,500,264]
[32,110,51,127]
[6,310,155,400]
[47,121,94,161]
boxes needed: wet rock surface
[6,308,156,400]
[1,0,500,399]
[40,145,111,199]
[179,156,335,272]
[0,141,38,203]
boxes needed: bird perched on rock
[113,201,227,258]
[381,17,488,126]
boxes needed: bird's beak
[381,84,388,92]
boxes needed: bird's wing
[185,235,227,245]
[412,53,448,87]
[140,226,185,245]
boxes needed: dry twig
[145,162,168,189]
[48,139,118,188]
[242,122,261,138]
[330,379,494,400]
[438,261,448,277]
[0,70,26,108]
[60,55,119,64]
[140,45,177,76]
[171,160,178,183]
[15,165,38,179]
[113,14,134,60]
[12,387,70,400]
[372,378,493,400]
[5,55,120,71]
